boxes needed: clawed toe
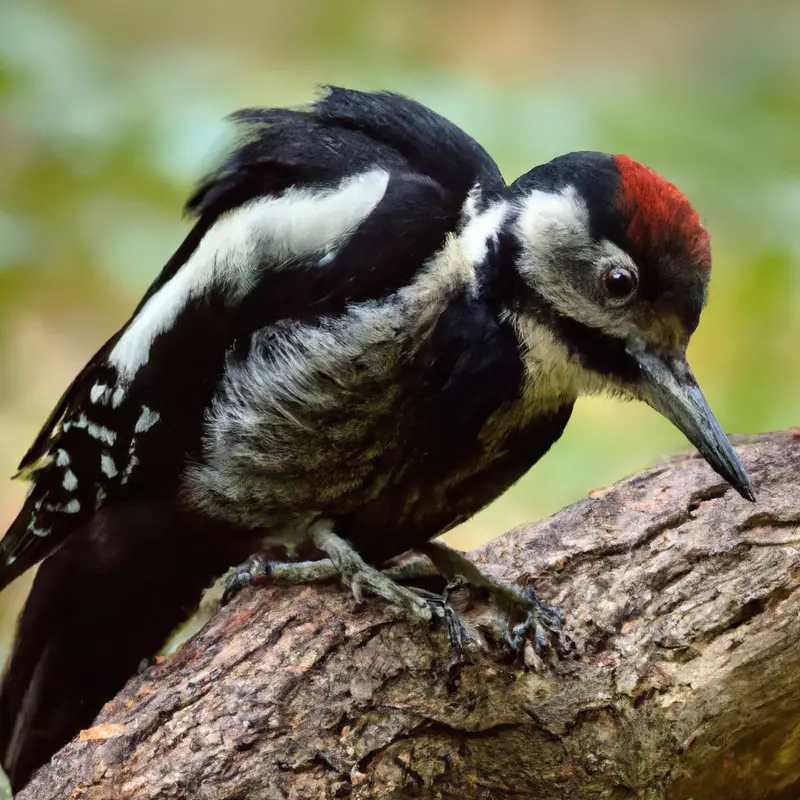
[501,588,573,661]
[345,563,433,622]
[425,596,475,661]
[420,541,573,664]
[221,554,271,606]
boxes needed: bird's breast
[184,285,573,554]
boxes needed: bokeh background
[0,0,798,723]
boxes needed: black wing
[0,86,505,589]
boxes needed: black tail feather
[0,506,50,595]
[0,501,255,793]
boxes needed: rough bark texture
[18,431,800,800]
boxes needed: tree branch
[19,431,800,800]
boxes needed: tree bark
[18,430,800,800]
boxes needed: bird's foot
[498,585,572,664]
[222,536,570,662]
[222,523,434,624]
[421,541,573,663]
[221,527,474,654]
[406,581,477,660]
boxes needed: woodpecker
[0,86,753,791]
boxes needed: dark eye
[601,266,638,300]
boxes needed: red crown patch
[613,154,711,271]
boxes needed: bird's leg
[420,540,572,658]
[222,536,568,658]
[306,521,434,622]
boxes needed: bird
[0,86,753,791]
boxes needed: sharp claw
[420,542,573,663]
[220,582,239,607]
[221,555,271,606]
[534,623,551,656]
[423,596,475,663]
[485,584,573,664]
[350,576,365,606]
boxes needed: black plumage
[0,88,503,588]
[0,86,751,792]
[0,503,264,791]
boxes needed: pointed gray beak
[632,349,755,501]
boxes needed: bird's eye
[601,266,638,301]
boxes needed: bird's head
[504,151,754,500]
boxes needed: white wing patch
[108,169,390,382]
[121,452,139,485]
[63,499,81,514]
[134,406,160,433]
[317,250,338,267]
[90,383,111,404]
[63,415,116,446]
[100,453,118,479]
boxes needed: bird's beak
[632,348,755,501]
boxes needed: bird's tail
[0,500,254,793]
[0,502,52,595]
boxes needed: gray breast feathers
[185,294,421,530]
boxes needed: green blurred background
[0,0,798,696]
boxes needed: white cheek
[515,188,641,341]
